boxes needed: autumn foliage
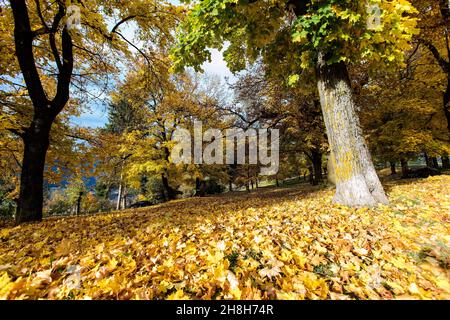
[1,0,450,302]
[1,175,449,300]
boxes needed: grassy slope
[0,176,449,299]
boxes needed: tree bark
[316,53,389,207]
[327,154,336,185]
[311,149,323,185]
[16,118,52,224]
[390,162,397,175]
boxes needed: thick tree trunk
[316,53,388,207]
[390,162,397,175]
[16,118,52,224]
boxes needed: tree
[358,42,450,171]
[412,0,450,167]
[66,177,88,216]
[171,0,418,206]
[102,98,145,210]
[232,64,327,185]
[1,0,180,223]
[98,61,228,203]
[413,0,450,132]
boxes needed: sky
[71,49,236,128]
[70,1,236,129]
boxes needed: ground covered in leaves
[0,176,449,300]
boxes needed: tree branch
[419,38,450,73]
[10,0,49,111]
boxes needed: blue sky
[71,1,236,129]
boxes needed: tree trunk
[275,176,279,187]
[442,155,450,169]
[161,174,176,201]
[161,174,169,201]
[390,162,397,175]
[116,174,123,211]
[401,159,409,178]
[431,157,439,169]
[424,152,432,167]
[327,154,336,185]
[11,0,74,224]
[444,74,450,132]
[311,149,323,185]
[195,178,206,197]
[308,166,314,185]
[122,187,127,209]
[228,180,233,192]
[76,191,83,216]
[316,53,388,206]
[16,118,52,224]
[195,177,200,195]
